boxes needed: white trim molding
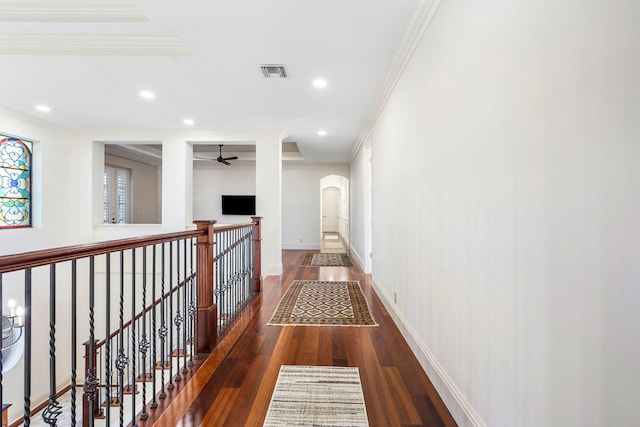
[0,34,191,56]
[350,0,444,161]
[0,1,148,22]
[371,274,487,427]
[282,243,320,250]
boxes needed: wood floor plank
[384,366,423,425]
[149,250,457,427]
[245,327,294,426]
[199,387,239,426]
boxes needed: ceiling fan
[195,144,238,165]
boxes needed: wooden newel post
[251,216,262,293]
[194,220,217,353]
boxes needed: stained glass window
[0,136,32,228]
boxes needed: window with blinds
[103,165,131,223]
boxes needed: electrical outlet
[393,291,398,303]
[298,238,302,243]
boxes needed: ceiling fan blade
[223,156,238,161]
[222,160,231,165]
[193,156,215,160]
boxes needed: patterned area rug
[263,365,369,427]
[268,280,377,327]
[302,252,353,267]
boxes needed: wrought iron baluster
[214,233,219,335]
[24,268,32,426]
[188,238,195,366]
[243,228,247,307]
[182,238,188,374]
[151,244,159,408]
[82,258,98,427]
[104,253,111,425]
[116,251,128,427]
[70,261,77,426]
[246,228,251,301]
[240,229,244,311]
[232,229,236,322]
[223,230,227,331]
[193,237,199,361]
[225,231,233,329]
[130,249,138,427]
[140,246,149,420]
[174,241,182,382]
[216,232,223,336]
[250,226,255,290]
[168,241,175,390]
[43,264,62,426]
[158,243,167,399]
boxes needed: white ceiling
[0,0,418,162]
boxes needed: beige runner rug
[263,365,369,426]
[268,280,377,327]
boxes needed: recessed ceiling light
[183,119,194,126]
[313,79,327,88]
[140,90,155,99]
[318,130,327,136]
[35,105,50,112]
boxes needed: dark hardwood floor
[151,250,457,426]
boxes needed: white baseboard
[282,243,321,250]
[264,264,283,276]
[371,274,486,427]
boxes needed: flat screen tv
[221,195,256,215]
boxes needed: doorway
[319,174,349,251]
[322,187,340,233]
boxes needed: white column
[255,131,285,276]
[162,138,193,230]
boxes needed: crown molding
[0,1,148,22]
[350,0,444,162]
[0,34,190,55]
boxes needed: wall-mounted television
[221,195,256,215]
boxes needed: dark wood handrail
[213,222,254,233]
[0,229,204,274]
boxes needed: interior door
[322,187,339,233]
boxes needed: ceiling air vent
[260,64,288,78]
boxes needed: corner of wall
[349,245,366,273]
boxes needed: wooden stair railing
[0,217,262,427]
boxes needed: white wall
[284,164,349,249]
[0,108,95,423]
[193,164,257,224]
[350,145,370,271]
[352,1,640,426]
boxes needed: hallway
[151,249,456,426]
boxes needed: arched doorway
[320,175,349,247]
